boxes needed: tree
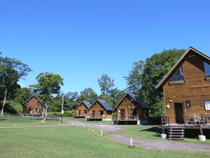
[125,49,186,116]
[29,72,64,104]
[14,87,33,104]
[77,88,98,104]
[125,60,145,98]
[0,53,32,115]
[98,74,115,94]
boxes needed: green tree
[14,87,33,104]
[0,53,32,115]
[29,72,64,104]
[125,49,186,116]
[98,74,115,94]
[77,88,98,104]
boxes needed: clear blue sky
[1,0,210,96]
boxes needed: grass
[0,114,64,127]
[66,117,113,125]
[0,126,209,158]
[121,124,210,144]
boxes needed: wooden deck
[113,120,138,125]
[73,116,85,118]
[159,114,210,136]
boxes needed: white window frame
[205,100,210,111]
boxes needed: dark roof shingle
[97,99,113,111]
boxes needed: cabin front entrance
[174,103,184,123]
[120,109,125,119]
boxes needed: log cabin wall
[163,54,210,123]
[23,97,41,114]
[116,95,149,120]
[76,102,88,116]
[87,101,112,119]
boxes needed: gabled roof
[156,46,210,90]
[82,101,92,108]
[75,101,91,110]
[89,99,113,111]
[114,92,151,110]
[22,95,43,105]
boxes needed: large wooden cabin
[75,101,91,118]
[22,95,43,115]
[113,92,151,125]
[157,47,210,139]
[86,99,113,121]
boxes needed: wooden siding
[23,97,42,115]
[116,95,149,120]
[76,102,88,116]
[87,101,112,119]
[163,54,210,123]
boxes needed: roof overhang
[156,46,210,90]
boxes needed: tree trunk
[1,89,7,116]
[44,102,48,121]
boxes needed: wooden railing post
[161,115,163,126]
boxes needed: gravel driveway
[67,120,210,152]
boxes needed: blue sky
[1,0,210,96]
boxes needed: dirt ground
[67,120,210,152]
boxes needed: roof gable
[22,95,43,105]
[156,47,210,90]
[114,92,151,110]
[89,99,113,111]
[75,101,91,110]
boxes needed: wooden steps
[169,127,185,140]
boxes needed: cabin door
[120,109,125,119]
[174,103,184,123]
[78,110,81,116]
[92,111,95,118]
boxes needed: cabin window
[83,110,87,115]
[37,101,41,105]
[169,65,185,85]
[130,109,137,116]
[98,110,103,116]
[124,99,127,102]
[203,62,210,81]
[34,108,39,112]
[130,98,134,102]
[205,101,210,111]
[185,100,191,108]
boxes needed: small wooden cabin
[113,92,151,124]
[75,101,91,118]
[22,95,43,115]
[87,99,113,121]
[157,47,210,138]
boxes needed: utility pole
[61,91,64,123]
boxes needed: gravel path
[67,120,210,152]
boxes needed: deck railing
[183,114,210,125]
[161,114,210,126]
[161,115,170,126]
[120,115,138,121]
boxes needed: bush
[149,115,161,125]
[48,110,76,117]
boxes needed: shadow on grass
[140,126,162,138]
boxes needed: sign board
[61,110,64,114]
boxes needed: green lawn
[121,125,210,144]
[0,126,209,158]
[0,115,64,127]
